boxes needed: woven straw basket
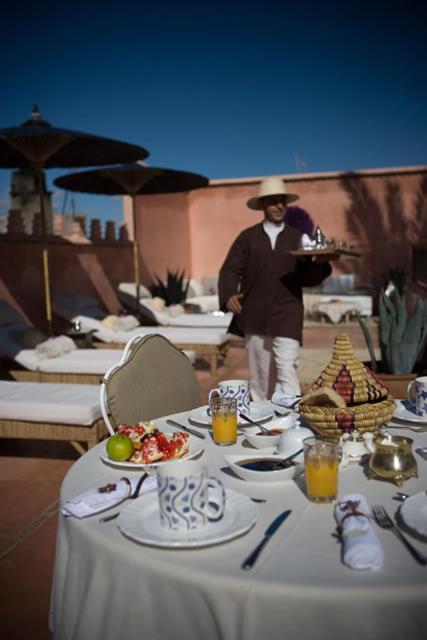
[299,333,395,438]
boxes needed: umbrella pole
[35,165,53,336]
[131,195,140,314]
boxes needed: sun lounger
[0,380,107,454]
[0,300,195,383]
[69,315,229,375]
[117,282,232,328]
[303,274,373,322]
[52,293,224,373]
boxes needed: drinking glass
[210,397,238,446]
[303,437,339,503]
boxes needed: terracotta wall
[1,165,425,332]
[126,166,427,294]
[123,192,191,283]
[0,238,133,332]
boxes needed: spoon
[280,447,304,463]
[238,412,271,434]
[392,492,411,502]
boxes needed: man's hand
[226,294,243,314]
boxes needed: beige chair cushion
[105,334,200,428]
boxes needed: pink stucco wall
[125,166,427,293]
[2,165,425,333]
[0,239,133,332]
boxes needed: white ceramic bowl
[277,424,314,458]
[224,451,304,483]
[244,414,298,449]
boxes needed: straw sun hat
[246,176,299,210]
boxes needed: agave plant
[149,269,189,306]
[357,290,427,374]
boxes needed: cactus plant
[356,290,427,374]
[149,269,189,306]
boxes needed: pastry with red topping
[117,422,189,464]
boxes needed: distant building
[10,168,53,233]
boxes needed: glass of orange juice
[210,397,238,446]
[303,437,339,503]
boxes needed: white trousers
[245,334,301,402]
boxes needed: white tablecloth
[50,409,427,640]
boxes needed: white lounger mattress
[0,381,102,425]
[72,317,230,346]
[117,286,231,328]
[14,345,195,373]
[15,348,122,374]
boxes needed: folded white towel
[101,314,140,332]
[334,494,384,570]
[62,475,157,518]
[271,391,301,408]
[35,335,77,360]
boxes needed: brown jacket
[218,223,331,343]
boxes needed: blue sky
[0,0,426,224]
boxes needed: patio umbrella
[0,105,149,334]
[54,163,209,311]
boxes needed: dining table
[49,403,427,640]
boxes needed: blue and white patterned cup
[208,379,250,415]
[407,376,427,418]
[157,460,226,531]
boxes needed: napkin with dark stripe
[62,476,157,518]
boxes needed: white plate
[189,401,273,427]
[393,400,427,424]
[100,433,204,469]
[224,451,304,483]
[400,491,427,537]
[118,489,257,548]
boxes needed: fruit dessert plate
[101,421,204,469]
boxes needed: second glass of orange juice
[210,397,238,446]
[303,437,339,503]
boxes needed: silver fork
[371,505,427,566]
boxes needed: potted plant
[356,289,427,397]
[149,269,189,306]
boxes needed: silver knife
[241,509,291,570]
[166,418,206,440]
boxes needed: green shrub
[356,290,427,374]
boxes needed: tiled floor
[0,321,375,639]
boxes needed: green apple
[106,434,134,462]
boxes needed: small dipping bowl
[224,451,304,483]
[244,414,298,449]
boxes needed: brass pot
[368,434,418,486]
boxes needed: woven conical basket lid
[310,333,389,405]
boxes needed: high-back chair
[100,333,200,435]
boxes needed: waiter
[218,176,335,402]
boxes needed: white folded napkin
[271,391,301,408]
[35,335,76,359]
[62,475,157,518]
[101,314,140,332]
[334,494,384,570]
